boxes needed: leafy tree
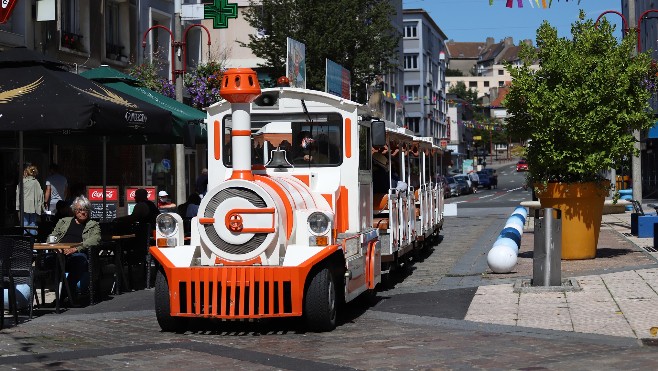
[448,81,478,104]
[504,11,654,184]
[445,68,464,77]
[242,0,400,103]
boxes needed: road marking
[478,194,494,199]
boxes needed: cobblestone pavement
[2,208,658,369]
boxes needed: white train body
[150,69,443,332]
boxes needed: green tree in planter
[504,11,654,186]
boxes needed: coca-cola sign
[86,186,119,201]
[0,0,17,24]
[125,186,157,201]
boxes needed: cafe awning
[80,66,207,143]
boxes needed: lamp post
[142,21,211,206]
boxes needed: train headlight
[157,213,177,237]
[307,212,330,236]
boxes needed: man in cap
[157,190,177,212]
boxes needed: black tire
[304,267,337,332]
[155,269,187,332]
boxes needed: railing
[105,43,126,61]
[61,31,85,53]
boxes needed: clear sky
[402,0,623,44]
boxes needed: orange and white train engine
[150,69,382,332]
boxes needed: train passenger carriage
[149,68,444,332]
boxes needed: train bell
[266,148,293,168]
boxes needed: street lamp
[141,23,212,205]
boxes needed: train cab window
[290,123,342,166]
[222,114,342,167]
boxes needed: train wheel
[155,269,187,332]
[304,267,337,332]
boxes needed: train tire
[304,267,337,332]
[155,269,187,332]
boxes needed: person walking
[44,163,68,216]
[195,168,208,197]
[15,164,44,236]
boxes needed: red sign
[0,0,19,24]
[125,186,157,202]
[86,186,119,202]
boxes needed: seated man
[47,195,101,301]
[115,188,160,227]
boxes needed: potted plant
[504,11,655,259]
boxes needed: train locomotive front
[150,68,381,332]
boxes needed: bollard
[532,208,562,286]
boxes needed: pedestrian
[157,190,177,212]
[44,163,68,216]
[177,193,202,218]
[195,168,208,197]
[16,164,44,236]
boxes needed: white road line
[478,194,494,199]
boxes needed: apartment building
[445,37,530,99]
[401,8,448,142]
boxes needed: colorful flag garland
[497,0,581,8]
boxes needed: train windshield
[223,113,343,167]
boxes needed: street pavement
[2,197,658,369]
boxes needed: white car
[453,174,472,190]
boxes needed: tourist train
[149,68,445,332]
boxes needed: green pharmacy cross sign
[204,0,238,29]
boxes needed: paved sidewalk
[465,209,658,342]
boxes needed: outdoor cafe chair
[0,235,36,329]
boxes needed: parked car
[516,159,529,172]
[455,178,471,195]
[445,176,460,197]
[477,171,492,189]
[453,174,472,194]
[437,175,451,198]
[483,168,498,189]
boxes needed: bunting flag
[491,0,579,9]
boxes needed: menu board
[87,186,119,221]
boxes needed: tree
[504,11,654,184]
[242,0,400,103]
[448,81,478,104]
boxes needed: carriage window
[222,114,342,167]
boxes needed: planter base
[537,182,607,260]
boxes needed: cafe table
[100,234,136,295]
[33,242,82,313]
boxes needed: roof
[446,42,486,59]
[490,85,510,108]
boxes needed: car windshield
[446,177,456,184]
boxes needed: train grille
[204,187,267,255]
[173,267,303,318]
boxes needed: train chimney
[219,68,262,181]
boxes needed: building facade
[401,8,448,143]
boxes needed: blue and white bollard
[487,206,528,273]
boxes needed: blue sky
[402,0,623,44]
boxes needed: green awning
[80,66,206,143]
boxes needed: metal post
[629,0,643,204]
[174,3,186,207]
[533,208,562,286]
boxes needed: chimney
[219,68,262,181]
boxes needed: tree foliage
[504,11,654,184]
[448,81,478,104]
[242,0,400,103]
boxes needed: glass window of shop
[144,144,176,196]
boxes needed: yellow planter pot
[536,181,608,260]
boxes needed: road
[2,163,658,369]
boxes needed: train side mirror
[371,120,386,147]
